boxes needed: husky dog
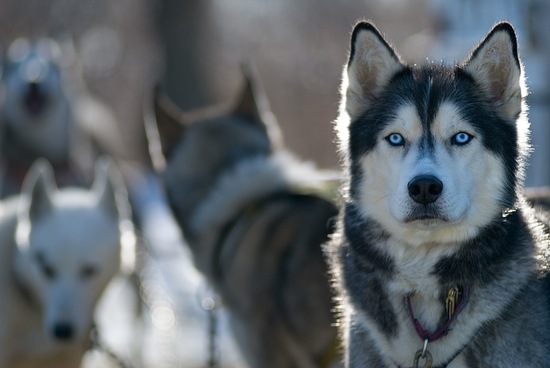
[329,21,550,367]
[147,68,341,367]
[0,158,127,368]
[0,37,120,197]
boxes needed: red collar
[405,286,470,343]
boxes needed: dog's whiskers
[375,194,393,204]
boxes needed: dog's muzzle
[408,175,443,204]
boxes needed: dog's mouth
[404,208,448,224]
[23,82,48,116]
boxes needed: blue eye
[386,133,404,146]
[451,132,473,146]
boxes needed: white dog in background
[0,158,129,368]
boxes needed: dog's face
[338,22,528,246]
[16,160,122,344]
[2,38,65,123]
[1,38,71,161]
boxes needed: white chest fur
[361,239,473,367]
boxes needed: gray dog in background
[147,67,342,367]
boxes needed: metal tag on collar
[413,339,433,368]
[445,286,460,320]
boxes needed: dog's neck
[343,201,531,311]
[343,202,537,365]
[1,102,71,165]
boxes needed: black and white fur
[329,21,550,367]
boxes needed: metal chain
[201,293,220,368]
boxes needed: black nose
[52,323,74,341]
[408,175,443,204]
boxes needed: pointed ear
[93,157,123,218]
[149,85,186,165]
[234,63,283,148]
[23,159,56,221]
[234,63,268,122]
[345,21,405,118]
[462,22,523,120]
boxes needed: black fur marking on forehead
[347,66,451,163]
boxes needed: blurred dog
[0,37,122,197]
[0,158,128,368]
[146,68,341,367]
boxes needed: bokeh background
[0,1,548,367]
